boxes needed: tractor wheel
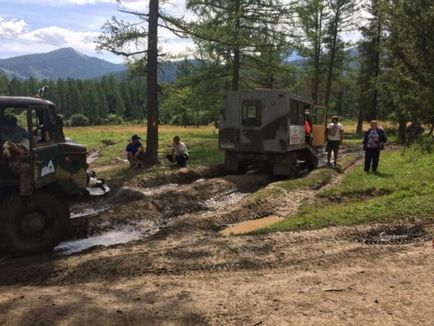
[0,193,69,255]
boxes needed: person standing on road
[363,120,388,173]
[326,116,344,166]
[166,136,189,167]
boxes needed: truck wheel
[237,161,249,174]
[0,193,69,255]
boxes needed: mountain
[286,47,360,68]
[0,48,126,80]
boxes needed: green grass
[64,125,223,186]
[256,147,434,233]
[246,168,338,203]
[275,168,337,192]
[64,125,222,165]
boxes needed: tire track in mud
[61,170,276,254]
[61,151,362,255]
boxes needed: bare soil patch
[1,149,433,325]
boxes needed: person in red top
[305,114,312,144]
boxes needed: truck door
[311,105,327,147]
[28,106,59,189]
[240,99,263,151]
[288,100,305,145]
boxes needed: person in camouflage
[1,115,33,196]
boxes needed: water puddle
[219,215,284,236]
[55,229,143,255]
[70,202,110,219]
[87,150,100,164]
[203,190,248,211]
[349,224,431,245]
[137,183,180,196]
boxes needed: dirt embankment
[1,150,433,325]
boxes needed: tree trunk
[312,5,324,104]
[145,0,159,164]
[324,10,339,108]
[398,115,407,144]
[231,0,241,91]
[356,104,363,134]
[370,5,382,120]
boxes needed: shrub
[69,114,89,127]
[105,114,125,125]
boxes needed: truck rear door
[239,99,263,151]
[311,105,327,147]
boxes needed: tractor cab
[0,96,109,254]
[0,97,89,195]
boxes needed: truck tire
[237,161,249,174]
[0,193,69,255]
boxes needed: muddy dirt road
[0,161,433,325]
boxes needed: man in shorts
[325,116,344,166]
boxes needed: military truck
[0,96,109,254]
[218,89,327,175]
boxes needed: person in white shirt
[166,135,189,167]
[325,116,344,166]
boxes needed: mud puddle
[70,202,111,219]
[219,215,284,236]
[65,173,272,254]
[55,229,143,255]
[57,218,160,255]
[203,190,248,211]
[134,183,181,196]
[348,224,431,245]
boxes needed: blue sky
[0,0,363,64]
[0,0,192,63]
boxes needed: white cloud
[162,38,195,59]
[0,17,28,36]
[20,26,99,51]
[67,0,113,4]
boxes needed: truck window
[290,100,304,125]
[0,108,29,145]
[31,109,53,145]
[242,100,262,127]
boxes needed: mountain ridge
[0,48,126,80]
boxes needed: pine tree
[296,0,329,103]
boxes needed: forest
[0,0,432,140]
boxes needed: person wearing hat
[325,116,344,166]
[126,134,143,167]
[0,115,29,148]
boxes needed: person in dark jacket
[363,120,388,173]
[126,134,142,168]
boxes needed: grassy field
[64,125,223,167]
[64,120,391,164]
[64,123,432,230]
[258,146,434,233]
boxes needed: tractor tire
[0,192,69,255]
